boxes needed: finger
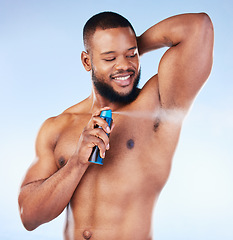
[87,135,107,158]
[90,128,110,146]
[88,116,112,134]
[92,107,111,117]
[84,127,110,152]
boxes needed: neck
[89,89,125,113]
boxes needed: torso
[53,76,183,240]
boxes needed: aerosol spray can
[88,109,112,165]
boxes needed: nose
[115,56,131,71]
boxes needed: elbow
[18,194,40,231]
[180,13,214,46]
[197,12,214,36]
[23,222,38,232]
[187,13,214,34]
[18,195,58,231]
[191,13,214,51]
[19,206,40,231]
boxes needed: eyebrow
[100,46,137,55]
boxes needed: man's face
[89,27,141,103]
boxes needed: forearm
[137,13,211,55]
[18,159,89,231]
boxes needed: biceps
[20,152,58,188]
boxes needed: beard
[92,68,141,104]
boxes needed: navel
[127,139,134,149]
[83,230,92,239]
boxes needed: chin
[92,68,141,104]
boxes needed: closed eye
[127,54,137,58]
[104,58,116,62]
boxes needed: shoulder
[37,98,91,147]
[36,113,75,150]
[63,96,91,115]
[43,96,91,134]
[42,113,75,132]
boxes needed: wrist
[137,36,146,56]
[67,154,90,172]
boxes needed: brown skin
[18,13,214,240]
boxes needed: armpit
[153,118,160,132]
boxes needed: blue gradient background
[1,0,233,239]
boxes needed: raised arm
[137,13,214,110]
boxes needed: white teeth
[114,75,130,81]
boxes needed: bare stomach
[64,201,154,240]
[64,175,159,240]
[65,227,153,240]
[63,139,171,240]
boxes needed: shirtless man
[18,12,214,240]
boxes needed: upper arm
[158,13,214,110]
[20,117,60,188]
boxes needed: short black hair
[83,11,136,51]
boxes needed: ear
[81,51,92,71]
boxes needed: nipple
[58,157,66,167]
[83,230,92,239]
[127,139,134,149]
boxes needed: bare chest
[54,115,155,166]
[54,115,180,189]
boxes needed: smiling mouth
[111,74,133,87]
[113,75,131,81]
[110,71,135,87]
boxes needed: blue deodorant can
[88,109,112,165]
